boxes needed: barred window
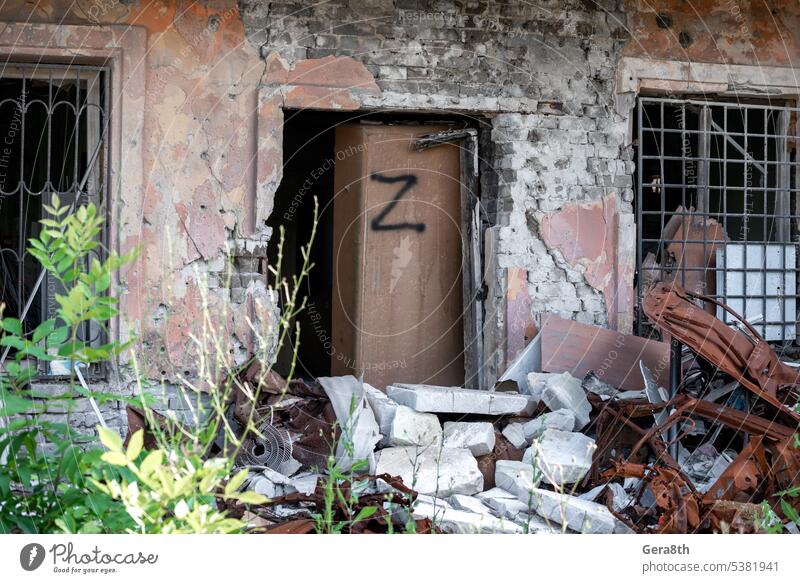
[0,63,110,376]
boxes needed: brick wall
[242,0,635,377]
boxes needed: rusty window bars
[635,96,800,344]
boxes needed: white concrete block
[522,409,576,442]
[387,384,537,415]
[388,405,442,447]
[375,446,484,496]
[540,372,591,430]
[478,489,530,521]
[528,488,633,534]
[449,494,493,515]
[363,383,397,446]
[523,428,595,486]
[494,460,542,502]
[409,500,523,533]
[501,423,528,449]
[442,421,496,456]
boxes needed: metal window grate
[635,96,800,343]
[0,62,110,376]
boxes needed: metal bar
[635,97,799,341]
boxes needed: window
[0,63,110,376]
[635,97,800,342]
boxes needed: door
[331,123,465,388]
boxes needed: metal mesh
[636,97,800,343]
[236,420,293,470]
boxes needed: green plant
[0,196,137,533]
[91,427,265,533]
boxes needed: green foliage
[91,428,266,533]
[0,197,137,533]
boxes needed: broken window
[0,63,109,376]
[635,97,800,343]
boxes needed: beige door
[331,123,465,389]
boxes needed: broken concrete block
[528,488,633,534]
[375,446,484,496]
[494,460,542,502]
[318,376,382,471]
[539,372,591,430]
[578,482,631,513]
[476,487,530,521]
[449,494,493,515]
[363,383,397,445]
[388,405,442,447]
[523,428,595,486]
[387,384,537,415]
[442,421,495,456]
[501,423,528,449]
[364,384,441,447]
[525,372,559,401]
[409,499,523,533]
[522,409,576,442]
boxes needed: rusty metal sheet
[643,281,800,423]
[540,314,670,390]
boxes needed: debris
[387,406,442,447]
[448,493,493,515]
[497,332,542,392]
[318,376,382,472]
[539,372,591,430]
[475,431,523,490]
[579,482,632,513]
[525,371,561,400]
[640,361,670,435]
[501,423,528,449]
[494,460,542,501]
[642,282,800,422]
[539,314,670,390]
[409,498,524,533]
[442,421,496,456]
[527,488,633,534]
[475,487,530,521]
[386,383,537,415]
[523,428,595,486]
[522,409,576,442]
[375,446,484,496]
[363,382,399,446]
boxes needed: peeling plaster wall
[0,0,271,432]
[241,0,634,382]
[2,0,799,431]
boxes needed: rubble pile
[208,282,800,534]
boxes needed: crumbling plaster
[2,0,799,430]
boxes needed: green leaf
[139,450,163,476]
[32,319,55,344]
[0,336,24,350]
[2,318,22,336]
[781,499,800,524]
[352,505,378,523]
[98,426,123,453]
[0,390,38,415]
[100,451,129,466]
[225,469,249,496]
[235,491,268,505]
[126,430,144,461]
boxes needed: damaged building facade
[1,0,800,444]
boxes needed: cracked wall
[2,0,798,430]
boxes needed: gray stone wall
[241,0,635,378]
